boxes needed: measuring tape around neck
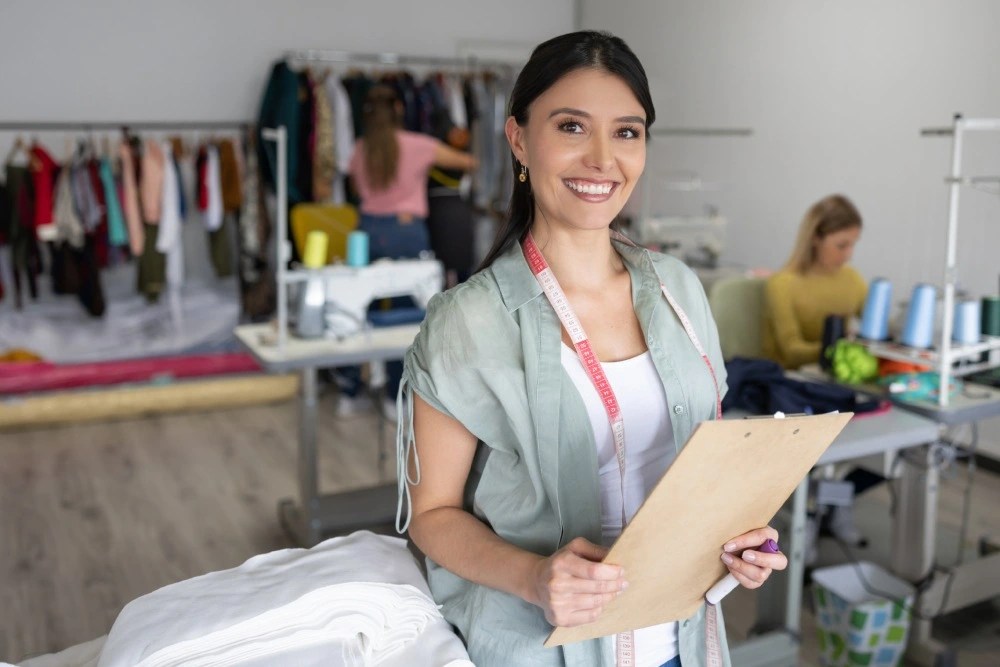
[523,232,723,666]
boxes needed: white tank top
[561,343,679,667]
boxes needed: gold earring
[518,164,527,183]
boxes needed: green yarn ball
[827,340,879,384]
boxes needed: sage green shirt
[398,237,732,667]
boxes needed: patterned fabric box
[811,561,915,666]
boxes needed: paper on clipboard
[545,411,852,647]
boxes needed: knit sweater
[762,266,867,369]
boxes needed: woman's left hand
[720,526,788,590]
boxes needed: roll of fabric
[859,278,892,340]
[901,283,936,349]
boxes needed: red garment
[29,143,58,229]
[197,146,209,211]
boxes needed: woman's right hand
[529,537,628,627]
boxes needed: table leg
[891,444,961,666]
[785,479,808,636]
[278,366,322,546]
[278,365,399,546]
[892,445,938,582]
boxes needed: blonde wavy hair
[783,194,862,273]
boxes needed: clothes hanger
[3,135,29,167]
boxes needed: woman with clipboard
[395,31,788,667]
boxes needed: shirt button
[673,405,685,415]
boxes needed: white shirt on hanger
[157,141,184,287]
[203,145,223,232]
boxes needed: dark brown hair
[362,85,402,190]
[477,30,656,270]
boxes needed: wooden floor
[2,390,1000,665]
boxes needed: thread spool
[952,300,981,345]
[302,230,328,269]
[901,283,936,349]
[983,296,1000,337]
[860,278,892,340]
[346,230,369,267]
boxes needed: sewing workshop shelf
[861,335,1000,377]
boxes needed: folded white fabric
[96,531,473,667]
[15,635,105,667]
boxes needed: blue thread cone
[860,278,892,341]
[901,284,936,349]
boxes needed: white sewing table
[236,322,420,546]
[726,406,940,667]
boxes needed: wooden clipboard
[545,411,852,647]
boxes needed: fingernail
[743,551,757,563]
[621,580,629,590]
[724,542,737,552]
[721,553,734,565]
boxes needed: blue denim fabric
[334,213,430,398]
[659,657,682,667]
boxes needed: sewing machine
[296,258,444,340]
[633,214,727,268]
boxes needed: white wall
[582,0,1000,454]
[582,0,1000,302]
[0,0,570,122]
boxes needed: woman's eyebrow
[547,107,645,124]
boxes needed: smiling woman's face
[506,68,647,234]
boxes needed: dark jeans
[335,213,429,399]
[659,657,681,667]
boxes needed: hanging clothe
[118,140,144,256]
[202,144,223,231]
[28,143,58,232]
[70,154,102,233]
[52,166,85,249]
[100,157,128,248]
[309,71,335,203]
[257,61,308,203]
[157,140,184,288]
[140,139,165,225]
[217,138,243,213]
[325,74,355,205]
[136,221,165,303]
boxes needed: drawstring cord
[395,376,421,533]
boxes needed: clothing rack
[0,121,250,131]
[284,48,516,73]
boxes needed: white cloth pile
[14,531,473,667]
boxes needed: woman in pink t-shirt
[348,85,476,260]
[339,85,476,411]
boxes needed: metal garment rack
[0,120,249,132]
[866,115,1000,407]
[284,48,516,73]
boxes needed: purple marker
[705,539,780,605]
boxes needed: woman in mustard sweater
[764,194,875,548]
[763,194,867,370]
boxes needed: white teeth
[566,180,613,195]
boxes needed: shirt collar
[489,232,658,313]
